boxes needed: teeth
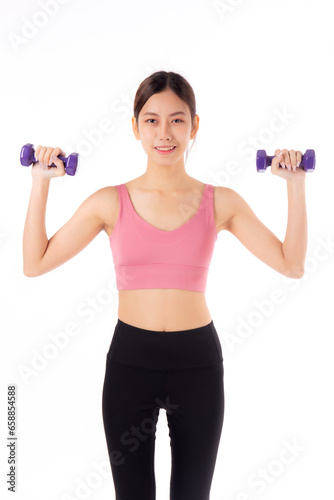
[156,147,175,151]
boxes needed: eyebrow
[143,111,186,117]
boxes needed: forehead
[141,89,189,115]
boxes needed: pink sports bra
[109,183,218,292]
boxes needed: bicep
[35,189,107,276]
[224,189,289,276]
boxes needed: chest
[126,187,207,231]
[104,184,226,236]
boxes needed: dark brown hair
[133,71,198,163]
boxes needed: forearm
[282,178,307,276]
[23,176,50,275]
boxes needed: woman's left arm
[277,149,307,278]
[217,149,307,279]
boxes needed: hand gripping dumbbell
[256,149,316,173]
[20,143,79,176]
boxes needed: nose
[158,121,173,141]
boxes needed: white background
[1,0,333,499]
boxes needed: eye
[145,119,183,123]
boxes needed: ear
[190,114,200,140]
[132,116,141,140]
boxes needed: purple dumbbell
[20,143,79,176]
[256,149,316,173]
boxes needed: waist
[106,318,223,370]
[118,289,212,331]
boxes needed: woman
[23,71,307,500]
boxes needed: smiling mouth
[155,146,176,151]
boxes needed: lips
[155,146,176,150]
[154,146,176,155]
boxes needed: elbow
[23,265,41,277]
[23,269,36,277]
[291,270,304,279]
[284,265,304,279]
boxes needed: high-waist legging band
[102,318,225,500]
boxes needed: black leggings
[102,318,225,500]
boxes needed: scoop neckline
[121,183,208,233]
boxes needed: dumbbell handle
[267,154,306,165]
[32,153,66,167]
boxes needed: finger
[37,146,47,167]
[35,145,42,162]
[296,150,302,168]
[36,145,46,162]
[272,150,282,169]
[50,153,66,176]
[44,147,55,167]
[281,148,289,169]
[51,147,66,159]
[288,149,297,172]
[48,147,66,168]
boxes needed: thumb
[270,151,284,176]
[271,150,283,167]
[50,154,66,176]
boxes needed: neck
[141,158,191,191]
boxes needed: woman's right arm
[23,145,107,277]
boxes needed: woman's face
[132,88,199,165]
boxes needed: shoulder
[88,185,119,208]
[87,186,120,236]
[213,185,240,202]
[213,185,248,232]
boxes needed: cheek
[140,128,154,139]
